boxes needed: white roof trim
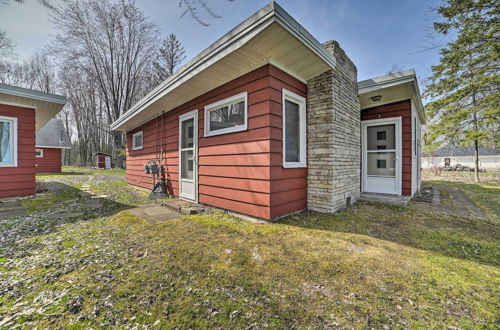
[358,69,426,123]
[111,1,336,131]
[35,145,72,149]
[0,83,66,104]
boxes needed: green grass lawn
[423,169,500,184]
[1,179,498,328]
[36,166,126,178]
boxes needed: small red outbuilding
[35,118,71,174]
[96,152,112,169]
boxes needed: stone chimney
[307,40,360,213]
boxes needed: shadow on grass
[280,198,500,268]
[37,171,92,178]
[0,182,137,257]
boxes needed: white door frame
[361,117,402,195]
[178,109,198,202]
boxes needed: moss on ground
[36,166,126,178]
[1,180,498,328]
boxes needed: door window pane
[181,118,194,148]
[367,152,395,176]
[367,124,395,150]
[0,121,12,164]
[181,150,194,180]
[285,99,300,162]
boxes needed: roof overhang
[111,1,336,132]
[35,145,72,149]
[0,83,66,130]
[358,69,425,123]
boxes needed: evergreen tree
[152,34,186,87]
[425,0,499,182]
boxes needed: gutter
[0,83,66,104]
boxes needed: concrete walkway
[0,200,27,220]
[411,186,486,218]
[129,203,181,224]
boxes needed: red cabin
[35,119,71,174]
[0,83,66,198]
[96,152,112,169]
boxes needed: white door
[105,156,111,169]
[179,110,198,202]
[362,117,402,195]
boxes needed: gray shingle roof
[36,118,71,148]
[422,147,500,157]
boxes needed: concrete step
[359,193,410,206]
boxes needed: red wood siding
[0,104,36,198]
[126,64,307,220]
[361,100,412,196]
[35,147,62,173]
[96,154,107,168]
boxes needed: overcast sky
[0,0,443,82]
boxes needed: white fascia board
[111,1,336,132]
[358,76,416,95]
[35,145,72,149]
[0,83,66,104]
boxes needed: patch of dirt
[412,186,434,203]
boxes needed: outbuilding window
[36,149,43,158]
[282,89,306,168]
[132,131,143,150]
[0,116,17,167]
[204,92,247,137]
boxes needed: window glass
[181,118,194,149]
[36,149,43,158]
[285,99,300,163]
[209,101,245,132]
[368,152,395,176]
[414,117,417,156]
[181,150,194,180]
[133,132,143,150]
[0,120,13,164]
[367,124,395,150]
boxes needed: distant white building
[422,147,500,171]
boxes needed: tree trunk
[474,139,480,183]
[472,92,480,183]
[113,130,125,168]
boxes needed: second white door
[179,110,198,202]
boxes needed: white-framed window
[413,116,418,157]
[282,89,306,168]
[36,149,43,158]
[204,91,247,137]
[132,131,143,150]
[0,115,17,167]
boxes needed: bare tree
[387,64,405,74]
[0,0,54,9]
[0,30,15,58]
[59,63,110,166]
[0,52,56,92]
[49,0,160,166]
[152,33,186,88]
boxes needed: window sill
[204,125,247,137]
[132,146,143,151]
[283,162,307,169]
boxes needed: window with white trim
[36,149,43,158]
[282,89,306,168]
[132,131,143,150]
[414,116,418,156]
[204,92,247,137]
[0,116,17,167]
